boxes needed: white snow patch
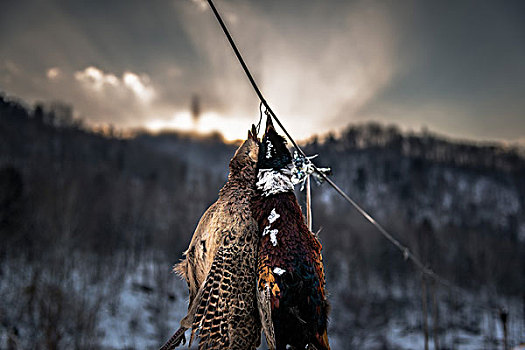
[262,226,279,246]
[273,267,286,275]
[268,208,280,224]
[262,225,271,236]
[270,229,279,246]
[442,192,452,209]
[266,139,273,158]
[257,168,294,196]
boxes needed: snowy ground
[1,256,523,349]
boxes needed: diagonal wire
[204,0,499,314]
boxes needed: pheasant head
[256,117,294,196]
[227,124,259,184]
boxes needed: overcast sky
[1,0,524,142]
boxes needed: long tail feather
[159,326,186,350]
[192,247,232,349]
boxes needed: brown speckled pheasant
[161,126,261,350]
[251,117,330,350]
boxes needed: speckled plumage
[251,118,330,350]
[162,127,261,350]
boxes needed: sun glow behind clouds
[122,72,155,102]
[74,66,119,89]
[146,111,252,141]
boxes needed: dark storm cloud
[0,0,524,141]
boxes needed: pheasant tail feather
[191,245,234,349]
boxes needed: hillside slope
[1,94,524,349]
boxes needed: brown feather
[162,129,261,350]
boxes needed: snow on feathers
[256,168,294,196]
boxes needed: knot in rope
[291,152,331,190]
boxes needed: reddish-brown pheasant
[251,117,330,350]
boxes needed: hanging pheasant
[161,126,261,350]
[251,117,330,350]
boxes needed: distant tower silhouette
[191,94,201,123]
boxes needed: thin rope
[206,0,303,153]
[305,176,312,231]
[256,102,263,134]
[205,0,499,314]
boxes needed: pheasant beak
[248,124,259,142]
[265,115,275,133]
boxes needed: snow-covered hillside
[1,97,524,349]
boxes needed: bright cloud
[74,66,120,90]
[122,72,155,102]
[74,66,155,104]
[189,0,207,12]
[46,67,61,80]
